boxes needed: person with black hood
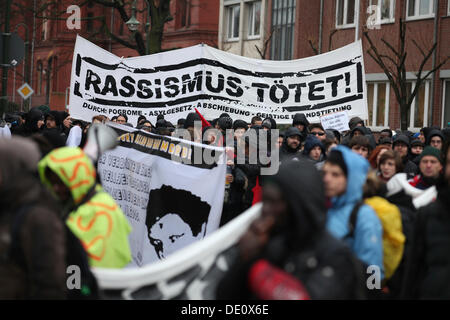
[279,127,303,162]
[341,116,366,146]
[216,159,366,300]
[402,140,450,299]
[42,110,67,147]
[393,134,419,179]
[426,129,444,151]
[12,107,45,137]
[292,113,309,137]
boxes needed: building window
[227,4,240,41]
[366,82,390,128]
[336,0,356,28]
[406,0,435,20]
[448,0,450,15]
[406,80,431,129]
[247,1,261,38]
[271,0,296,60]
[369,0,395,24]
[178,0,191,28]
[42,10,48,40]
[442,80,450,127]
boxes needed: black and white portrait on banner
[145,185,211,260]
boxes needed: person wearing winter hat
[303,134,325,163]
[408,146,443,190]
[393,134,419,179]
[426,129,444,151]
[409,139,424,165]
[378,136,393,148]
[279,127,303,162]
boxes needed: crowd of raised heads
[1,104,450,300]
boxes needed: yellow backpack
[364,196,406,280]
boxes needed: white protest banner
[69,36,368,125]
[92,203,262,299]
[320,111,350,132]
[97,123,226,266]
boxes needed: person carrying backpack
[322,146,384,279]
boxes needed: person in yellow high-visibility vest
[38,147,132,268]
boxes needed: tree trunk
[148,0,172,55]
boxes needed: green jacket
[38,147,132,268]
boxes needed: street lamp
[126,0,152,55]
[125,0,140,32]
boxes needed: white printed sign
[320,111,350,132]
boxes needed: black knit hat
[327,149,348,177]
[393,134,410,147]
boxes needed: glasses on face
[311,132,325,136]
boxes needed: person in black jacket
[292,113,309,137]
[402,140,450,299]
[279,127,303,162]
[393,134,419,179]
[11,107,45,137]
[426,129,444,151]
[216,159,366,300]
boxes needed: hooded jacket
[393,135,419,179]
[217,159,366,300]
[0,137,67,299]
[425,129,444,146]
[292,113,309,136]
[13,108,44,137]
[326,146,384,279]
[279,127,303,161]
[402,180,450,299]
[38,147,132,268]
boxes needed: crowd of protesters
[1,104,450,300]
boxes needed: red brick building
[220,0,450,130]
[4,0,219,112]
